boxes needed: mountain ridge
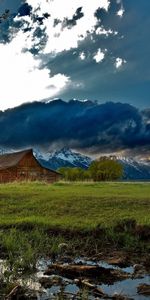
[35,148,150,180]
[35,147,92,170]
[0,147,150,180]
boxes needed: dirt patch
[44,263,130,284]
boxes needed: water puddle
[101,276,150,300]
[0,257,149,299]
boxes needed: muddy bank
[0,220,150,299]
[1,254,150,300]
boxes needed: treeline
[58,157,123,181]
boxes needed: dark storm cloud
[0,14,20,43]
[0,100,149,154]
[0,0,24,39]
[53,18,61,27]
[29,27,48,54]
[63,7,84,28]
[0,0,49,53]
[32,13,50,25]
[0,1,26,43]
[0,0,150,108]
[95,0,121,24]
[42,0,150,108]
[18,3,32,17]
[143,109,150,118]
[0,9,10,23]
[0,0,21,13]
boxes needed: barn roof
[0,149,59,174]
[0,149,32,170]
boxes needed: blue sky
[0,0,150,110]
[0,1,149,156]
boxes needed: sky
[0,0,150,156]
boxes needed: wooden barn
[0,149,60,183]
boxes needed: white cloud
[117,6,125,17]
[115,0,125,17]
[117,9,124,17]
[26,0,110,54]
[0,0,112,110]
[79,52,86,60]
[96,27,118,36]
[93,48,105,63]
[115,57,126,69]
[0,32,70,111]
[1,0,127,110]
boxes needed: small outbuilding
[0,149,60,183]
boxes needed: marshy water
[1,257,149,299]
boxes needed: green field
[0,181,150,229]
[0,181,150,284]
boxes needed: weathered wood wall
[0,152,60,183]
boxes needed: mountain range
[116,156,150,180]
[0,147,150,180]
[35,148,150,180]
[34,147,91,170]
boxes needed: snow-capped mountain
[36,148,150,179]
[35,147,92,170]
[116,156,150,180]
[0,146,150,179]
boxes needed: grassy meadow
[0,181,150,285]
[0,181,150,229]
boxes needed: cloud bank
[0,100,149,156]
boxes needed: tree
[58,167,90,181]
[58,157,123,182]
[58,167,91,181]
[89,157,123,181]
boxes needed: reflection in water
[101,276,150,300]
[0,257,149,299]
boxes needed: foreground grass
[0,181,150,294]
[0,181,150,229]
